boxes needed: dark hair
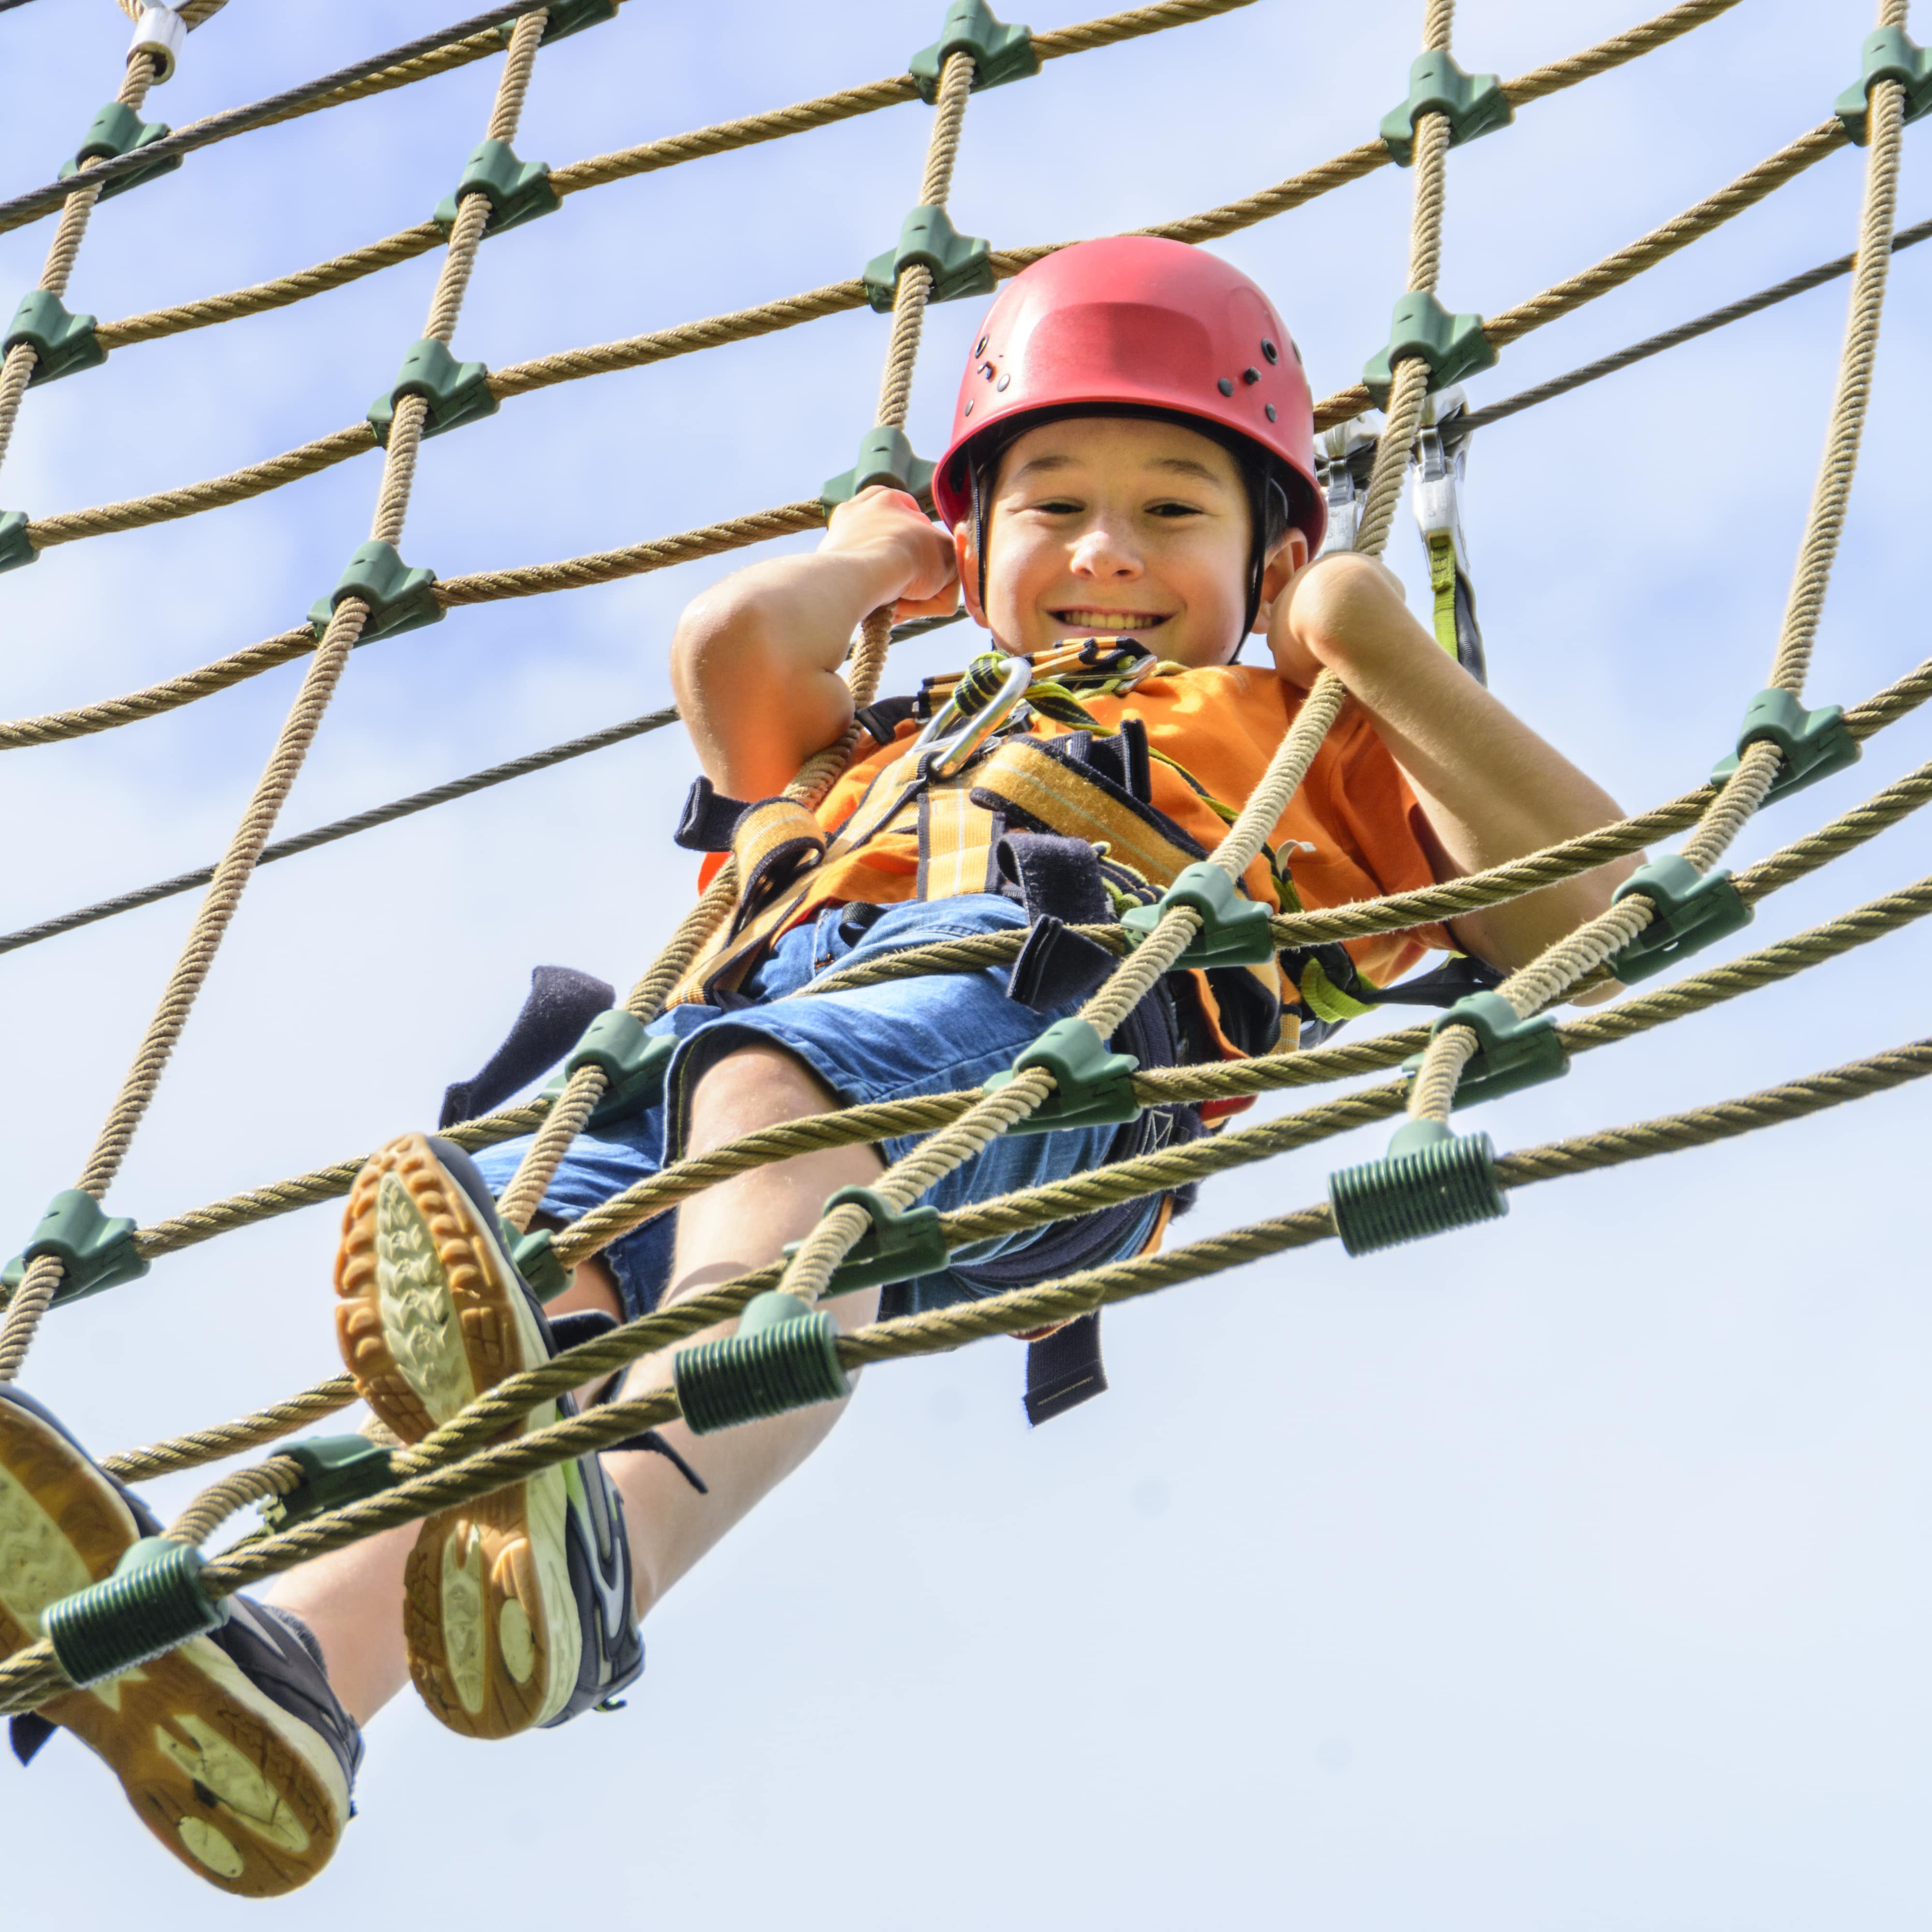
[962,404,1304,645]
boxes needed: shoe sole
[0,1399,349,1897]
[334,1133,578,1739]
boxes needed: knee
[686,1042,841,1151]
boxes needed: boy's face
[955,413,1305,667]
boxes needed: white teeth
[1055,611,1166,629]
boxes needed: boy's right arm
[669,487,957,802]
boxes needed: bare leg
[273,1044,881,1722]
[600,1044,883,1616]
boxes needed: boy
[0,238,1636,1894]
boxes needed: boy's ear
[1252,529,1311,632]
[954,520,990,628]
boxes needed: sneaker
[333,1132,644,1739]
[0,1383,361,1896]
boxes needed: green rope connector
[780,1184,950,1293]
[1710,687,1861,806]
[1401,990,1568,1109]
[1835,25,1932,144]
[368,337,499,447]
[1,1190,148,1311]
[673,1290,851,1435]
[432,137,561,240]
[910,0,1040,103]
[501,0,618,46]
[1378,50,1513,165]
[984,1017,1140,1133]
[0,510,37,574]
[863,204,995,313]
[1606,855,1753,985]
[57,100,180,203]
[1363,292,1496,409]
[258,1436,399,1533]
[1328,1119,1507,1257]
[535,1011,676,1132]
[307,540,444,644]
[508,1225,570,1303]
[1120,861,1275,968]
[43,1538,229,1689]
[821,426,936,510]
[3,290,105,388]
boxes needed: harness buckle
[910,652,1032,778]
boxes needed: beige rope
[99,654,1932,1276]
[0,1030,1898,1712]
[78,0,1735,366]
[0,603,367,1381]
[3,506,825,751]
[0,45,164,477]
[81,852,1932,1490]
[0,21,554,1381]
[493,46,980,1233]
[1406,37,1907,1124]
[26,3,1779,565]
[103,1376,359,1484]
[165,1459,299,1550]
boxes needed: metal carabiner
[910,653,1034,779]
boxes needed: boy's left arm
[1268,551,1640,993]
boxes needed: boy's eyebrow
[1005,452,1231,485]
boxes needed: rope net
[0,0,1922,1740]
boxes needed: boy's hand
[1267,549,1411,689]
[823,486,959,621]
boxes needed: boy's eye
[1027,497,1083,515]
[1147,500,1205,519]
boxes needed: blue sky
[2,1,1929,1925]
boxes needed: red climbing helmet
[932,235,1324,549]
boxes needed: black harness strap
[439,965,616,1128]
[1023,1314,1108,1425]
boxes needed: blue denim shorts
[472,895,1173,1320]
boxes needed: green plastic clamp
[307,540,443,644]
[4,290,105,388]
[535,1010,676,1134]
[57,100,180,203]
[1835,26,1932,144]
[1605,855,1752,985]
[43,1538,228,1689]
[257,1436,399,1533]
[1710,686,1861,806]
[507,1225,570,1303]
[1363,292,1496,409]
[673,1290,851,1434]
[1378,50,1513,165]
[503,0,618,46]
[1120,860,1274,968]
[1327,1118,1507,1257]
[779,1184,950,1293]
[368,337,499,447]
[432,137,561,240]
[984,1017,1140,1133]
[910,0,1040,103]
[863,204,995,313]
[1400,990,1568,1109]
[821,426,937,510]
[0,510,37,574]
[1,1190,148,1310]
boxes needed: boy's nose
[1069,523,1142,578]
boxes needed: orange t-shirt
[796,664,1453,1010]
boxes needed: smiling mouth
[1050,608,1175,632]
